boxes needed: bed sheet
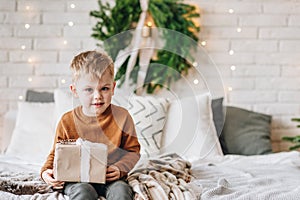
[191,151,300,200]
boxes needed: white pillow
[54,88,80,125]
[5,102,56,165]
[112,94,169,158]
[160,93,223,160]
[2,110,18,153]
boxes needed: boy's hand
[106,165,120,182]
[42,169,65,189]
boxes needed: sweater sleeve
[40,117,68,180]
[113,113,140,178]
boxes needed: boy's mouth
[92,102,105,107]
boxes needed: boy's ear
[70,84,79,98]
[112,81,116,95]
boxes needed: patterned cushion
[112,94,169,158]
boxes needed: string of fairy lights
[195,8,242,93]
[17,3,77,100]
[180,7,242,94]
[17,3,240,100]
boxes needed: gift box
[54,138,107,184]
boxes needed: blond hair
[70,50,114,82]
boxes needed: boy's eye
[102,87,110,91]
[84,88,93,92]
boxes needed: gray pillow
[25,90,54,102]
[211,98,224,137]
[220,106,273,155]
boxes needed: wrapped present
[54,138,107,184]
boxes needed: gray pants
[64,180,133,200]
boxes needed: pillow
[25,90,54,102]
[211,97,224,137]
[2,110,18,153]
[219,106,273,155]
[5,102,56,165]
[160,93,223,160]
[112,93,169,158]
[54,88,80,124]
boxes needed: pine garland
[90,0,200,93]
[282,118,300,150]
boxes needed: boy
[41,50,141,200]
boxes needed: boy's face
[71,70,116,116]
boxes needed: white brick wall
[9,76,57,88]
[232,65,280,77]
[0,77,7,87]
[9,51,58,62]
[259,28,300,39]
[0,38,32,50]
[0,25,13,36]
[35,63,70,75]
[0,63,33,75]
[17,1,65,12]
[289,15,300,26]
[34,38,81,50]
[0,0,299,152]
[43,13,90,24]
[4,13,40,24]
[263,2,300,14]
[15,25,62,37]
[280,41,300,52]
[231,40,278,52]
[0,0,15,11]
[239,15,287,26]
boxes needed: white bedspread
[0,154,42,172]
[0,152,300,199]
[191,151,300,200]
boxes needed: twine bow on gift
[75,138,107,183]
[76,138,91,182]
[114,0,155,95]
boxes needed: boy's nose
[93,90,103,99]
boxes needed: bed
[1,88,299,200]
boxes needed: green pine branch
[282,118,300,150]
